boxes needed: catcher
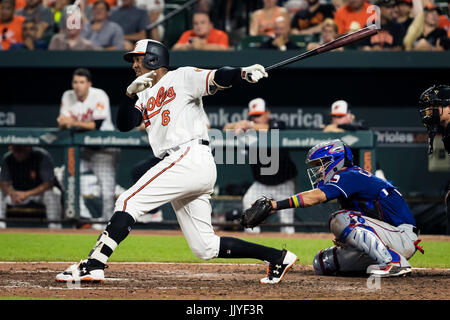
[242,139,424,277]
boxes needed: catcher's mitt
[240,196,274,228]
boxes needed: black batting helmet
[123,39,170,70]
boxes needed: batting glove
[241,64,268,83]
[126,71,156,97]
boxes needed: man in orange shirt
[0,0,25,50]
[334,0,374,34]
[172,10,229,51]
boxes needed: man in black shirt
[395,0,414,32]
[419,84,450,233]
[361,0,405,50]
[291,0,335,35]
[223,98,298,234]
[0,145,62,229]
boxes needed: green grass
[0,233,448,268]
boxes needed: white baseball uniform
[114,67,221,260]
[60,87,114,131]
[60,87,119,221]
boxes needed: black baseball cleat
[260,250,298,284]
[56,259,106,282]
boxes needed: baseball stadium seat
[290,34,320,49]
[236,35,271,50]
[162,3,191,48]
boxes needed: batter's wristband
[276,193,304,210]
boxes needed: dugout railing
[0,128,377,230]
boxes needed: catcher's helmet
[418,84,450,154]
[123,39,170,70]
[306,139,353,189]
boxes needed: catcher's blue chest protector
[319,166,416,227]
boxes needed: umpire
[419,84,450,234]
[223,98,298,233]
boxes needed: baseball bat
[265,25,379,71]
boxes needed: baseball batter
[56,39,298,285]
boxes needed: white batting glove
[241,64,268,83]
[126,71,156,97]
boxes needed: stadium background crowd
[0,0,449,51]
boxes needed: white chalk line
[0,261,261,266]
[0,261,448,272]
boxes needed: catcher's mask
[419,85,450,154]
[123,39,170,70]
[306,139,353,189]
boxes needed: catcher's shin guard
[329,211,392,265]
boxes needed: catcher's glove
[240,196,274,229]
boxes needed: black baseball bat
[265,25,379,71]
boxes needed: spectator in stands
[334,0,373,34]
[260,16,299,50]
[361,0,405,51]
[0,0,25,50]
[110,0,149,51]
[48,10,95,50]
[17,0,54,42]
[395,0,414,31]
[290,0,335,35]
[249,0,290,36]
[306,18,342,50]
[57,0,91,35]
[0,145,62,229]
[82,0,124,50]
[404,3,449,51]
[223,98,298,234]
[10,19,47,49]
[57,68,118,226]
[173,10,229,51]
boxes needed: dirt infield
[0,229,449,300]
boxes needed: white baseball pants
[114,140,220,260]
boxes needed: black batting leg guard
[87,211,135,269]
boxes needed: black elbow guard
[213,66,241,89]
[116,95,142,132]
